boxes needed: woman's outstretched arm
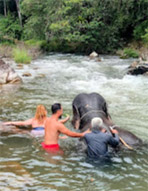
[4,118,33,126]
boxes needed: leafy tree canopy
[0,0,147,53]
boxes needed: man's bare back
[43,103,86,147]
[44,116,62,145]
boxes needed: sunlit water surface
[0,54,148,191]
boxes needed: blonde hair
[34,105,47,123]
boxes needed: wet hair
[34,105,47,123]
[91,117,103,131]
[51,103,61,114]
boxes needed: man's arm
[58,123,84,137]
[108,130,119,147]
[4,119,33,127]
[59,115,70,124]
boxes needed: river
[0,54,148,191]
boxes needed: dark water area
[0,54,148,190]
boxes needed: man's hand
[82,129,91,136]
[65,114,70,121]
[59,114,70,124]
[111,129,118,134]
[102,128,107,133]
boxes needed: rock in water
[89,51,99,59]
[0,60,22,84]
[127,65,148,75]
[22,72,32,77]
[127,59,148,76]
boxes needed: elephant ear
[71,105,80,129]
[102,102,110,118]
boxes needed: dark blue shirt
[84,130,119,157]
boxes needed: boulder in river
[0,122,17,135]
[0,122,32,135]
[127,59,148,76]
[89,51,99,59]
[0,60,22,85]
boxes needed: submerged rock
[17,64,24,69]
[22,72,32,77]
[37,74,45,78]
[0,60,22,84]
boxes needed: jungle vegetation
[0,0,148,54]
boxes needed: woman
[4,105,47,136]
[4,105,47,128]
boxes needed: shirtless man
[42,103,86,152]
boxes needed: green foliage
[0,39,15,46]
[24,39,45,47]
[0,14,22,41]
[142,29,148,45]
[0,0,148,53]
[21,0,47,40]
[122,48,139,59]
[13,48,32,63]
[133,21,148,40]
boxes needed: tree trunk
[3,0,7,16]
[15,0,22,27]
[118,0,122,11]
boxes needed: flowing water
[0,54,148,191]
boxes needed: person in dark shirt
[84,117,119,158]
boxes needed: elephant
[0,59,22,85]
[72,93,142,149]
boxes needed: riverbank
[116,41,148,61]
[0,40,43,64]
[0,40,148,64]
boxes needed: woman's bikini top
[33,127,44,131]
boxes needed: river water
[0,54,148,191]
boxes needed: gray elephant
[72,93,142,149]
[0,59,22,85]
